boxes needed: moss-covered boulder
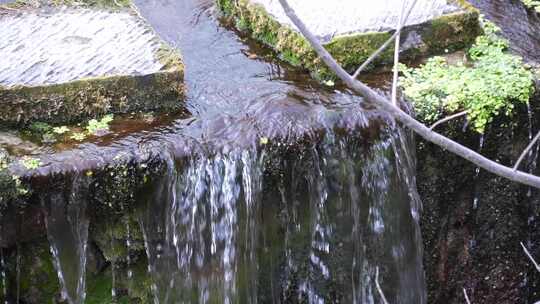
[0,3,185,127]
[218,0,481,80]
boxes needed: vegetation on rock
[400,20,534,133]
[523,0,540,13]
[217,0,481,81]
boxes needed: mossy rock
[0,6,186,127]
[0,242,60,303]
[218,0,481,81]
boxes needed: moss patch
[218,0,481,81]
[0,4,185,127]
[0,68,185,127]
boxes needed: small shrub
[20,157,41,170]
[86,114,114,135]
[523,0,540,13]
[400,20,534,133]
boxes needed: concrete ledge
[218,0,481,80]
[0,6,185,126]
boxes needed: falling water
[0,249,6,304]
[472,135,485,210]
[526,103,539,198]
[129,128,426,303]
[41,174,90,304]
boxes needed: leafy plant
[400,20,534,133]
[523,0,540,13]
[52,126,70,134]
[86,115,114,135]
[70,132,87,142]
[20,157,41,170]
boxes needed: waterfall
[41,174,90,304]
[32,129,425,303]
[131,129,425,303]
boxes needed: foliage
[400,20,534,133]
[86,114,114,135]
[52,126,70,134]
[20,156,41,170]
[523,0,540,13]
[70,132,87,142]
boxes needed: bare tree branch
[521,242,540,272]
[276,0,540,188]
[514,131,540,171]
[391,1,407,106]
[352,0,419,78]
[375,267,389,304]
[429,110,469,130]
[463,288,472,304]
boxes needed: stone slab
[0,5,184,126]
[218,0,481,80]
[250,0,460,41]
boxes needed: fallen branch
[429,111,469,130]
[521,242,540,272]
[277,0,540,188]
[375,267,389,304]
[352,0,419,78]
[391,1,407,106]
[463,288,472,304]
[514,131,540,171]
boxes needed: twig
[514,131,540,171]
[429,111,469,130]
[375,267,389,304]
[391,1,407,106]
[352,0,419,78]
[521,242,540,272]
[463,288,471,304]
[276,0,540,188]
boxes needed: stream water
[6,0,540,303]
[0,0,428,302]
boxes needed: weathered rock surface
[0,5,185,126]
[249,0,460,40]
[218,0,481,80]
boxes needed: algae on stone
[0,6,186,127]
[218,0,481,80]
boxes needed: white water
[132,130,425,303]
[41,174,90,304]
[251,0,459,40]
[0,8,164,87]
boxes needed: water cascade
[41,174,90,304]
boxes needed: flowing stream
[0,0,436,302]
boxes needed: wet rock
[0,3,185,127]
[418,98,540,303]
[217,0,481,80]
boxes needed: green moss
[156,43,184,71]
[421,11,481,54]
[400,20,534,133]
[7,242,60,303]
[0,3,185,128]
[0,69,184,127]
[218,0,481,81]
